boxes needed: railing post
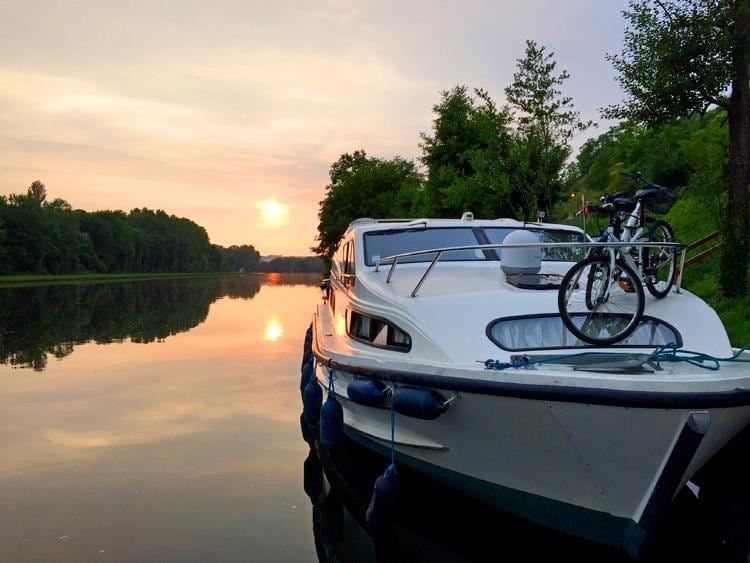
[675,246,688,294]
[386,257,399,284]
[411,251,443,297]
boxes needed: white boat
[307,215,750,556]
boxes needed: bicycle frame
[588,172,678,293]
[594,199,652,285]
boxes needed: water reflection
[303,425,750,562]
[0,274,322,561]
[264,316,285,342]
[0,274,319,370]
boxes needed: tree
[27,180,47,204]
[505,40,594,219]
[604,0,750,297]
[313,151,422,259]
[223,244,261,272]
[420,86,514,218]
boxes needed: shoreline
[0,272,244,288]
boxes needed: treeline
[0,180,317,275]
[314,40,593,258]
[255,256,325,273]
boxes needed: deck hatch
[487,313,682,351]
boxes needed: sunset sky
[1,1,628,256]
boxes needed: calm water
[0,274,747,562]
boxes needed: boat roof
[344,216,584,237]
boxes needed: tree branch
[654,0,674,20]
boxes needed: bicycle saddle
[602,193,636,212]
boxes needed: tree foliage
[604,0,734,122]
[255,256,325,273]
[604,0,750,296]
[419,86,514,218]
[0,181,263,275]
[570,109,727,220]
[312,40,593,257]
[313,151,422,259]
[506,40,595,219]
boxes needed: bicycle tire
[558,255,645,345]
[641,219,676,299]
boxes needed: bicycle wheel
[558,255,645,345]
[641,219,676,299]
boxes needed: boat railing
[374,240,687,297]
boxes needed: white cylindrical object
[500,230,542,275]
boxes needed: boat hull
[315,363,750,555]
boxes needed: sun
[256,198,289,228]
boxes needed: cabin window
[343,241,355,275]
[486,314,682,351]
[333,242,345,277]
[338,241,356,289]
[349,310,411,352]
[364,227,484,266]
[483,228,586,262]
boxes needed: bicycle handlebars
[620,170,671,192]
[620,171,644,182]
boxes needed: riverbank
[0,272,243,288]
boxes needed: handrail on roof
[348,217,422,228]
[373,240,687,298]
[345,217,426,236]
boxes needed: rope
[388,386,396,467]
[649,343,750,371]
[480,344,750,372]
[390,395,396,466]
[480,350,639,371]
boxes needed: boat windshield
[364,227,484,266]
[484,228,586,262]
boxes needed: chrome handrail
[373,240,687,297]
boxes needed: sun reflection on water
[263,316,284,342]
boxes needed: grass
[0,271,242,288]
[689,272,750,348]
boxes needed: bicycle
[557,172,678,345]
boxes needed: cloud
[0,1,628,254]
[0,56,431,252]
